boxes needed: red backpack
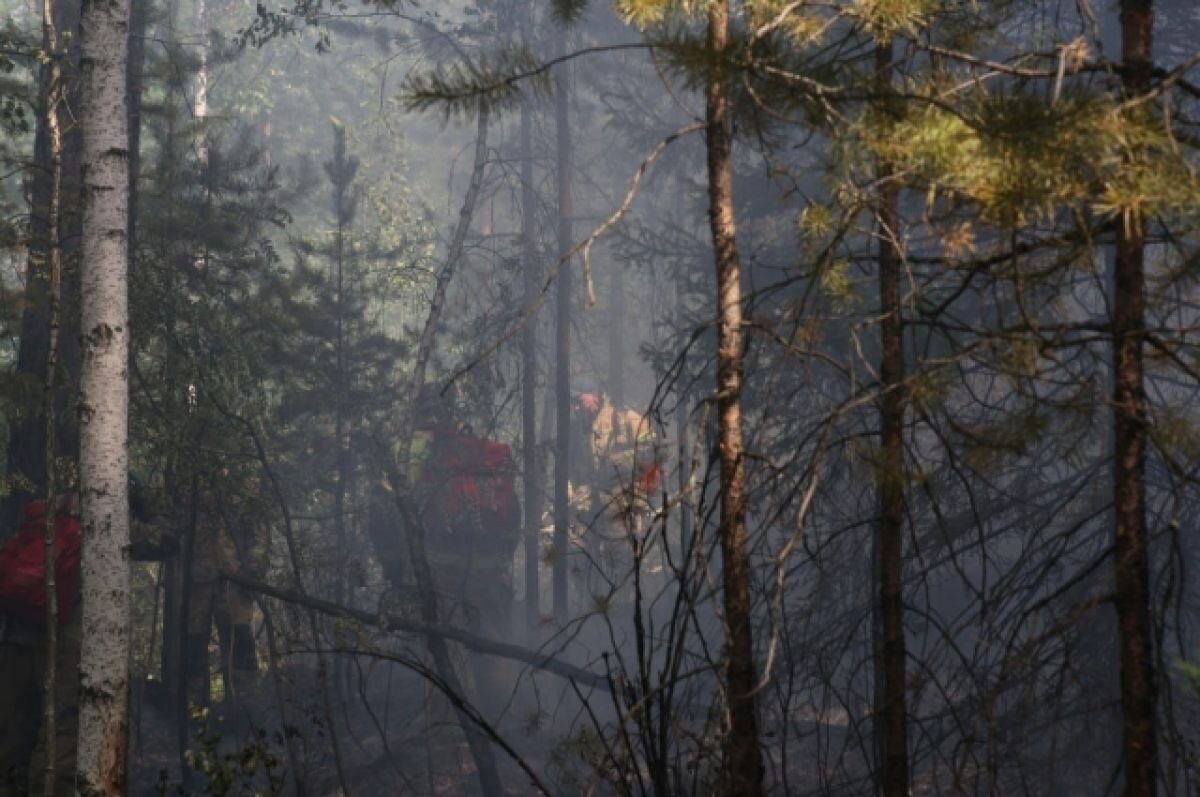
[422,431,520,544]
[0,502,82,626]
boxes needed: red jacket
[0,501,82,626]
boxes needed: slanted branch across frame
[223,571,612,692]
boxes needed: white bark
[75,0,131,793]
[193,0,208,159]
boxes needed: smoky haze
[0,0,1198,795]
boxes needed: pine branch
[401,43,653,120]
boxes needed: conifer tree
[702,2,764,790]
[872,34,910,797]
[1113,2,1157,794]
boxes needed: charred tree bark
[552,26,573,626]
[520,43,542,637]
[1114,3,1157,795]
[704,3,764,793]
[873,39,911,797]
[76,0,133,791]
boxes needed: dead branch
[223,571,612,691]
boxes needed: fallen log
[223,572,611,692]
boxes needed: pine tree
[872,35,911,797]
[702,2,764,790]
[1112,3,1157,794]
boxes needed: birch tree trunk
[704,2,764,792]
[75,0,132,792]
[1114,2,1157,795]
[193,0,208,159]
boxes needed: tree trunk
[873,39,911,797]
[704,3,764,792]
[331,123,351,699]
[193,0,208,159]
[1,0,82,537]
[38,0,65,789]
[1114,3,1157,795]
[552,25,572,626]
[127,0,146,255]
[381,102,503,796]
[520,40,542,637]
[75,0,132,792]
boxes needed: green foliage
[847,0,940,37]
[863,85,1200,225]
[817,258,856,307]
[956,405,1051,471]
[614,0,703,28]
[0,17,30,134]
[401,46,548,120]
[551,0,591,26]
[1151,406,1200,464]
[178,706,283,796]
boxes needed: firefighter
[0,495,80,797]
[568,378,661,600]
[407,386,521,712]
[185,469,269,708]
[571,379,660,524]
[0,478,174,796]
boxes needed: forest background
[1,0,1200,795]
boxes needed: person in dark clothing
[184,472,268,708]
[0,478,175,795]
[0,496,81,797]
[407,388,522,714]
